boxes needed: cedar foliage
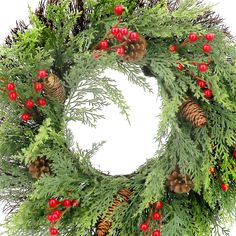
[0,0,236,235]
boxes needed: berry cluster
[170,32,215,99]
[47,197,80,235]
[208,149,236,192]
[0,70,47,122]
[94,5,140,58]
[139,201,163,236]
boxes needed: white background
[0,0,236,235]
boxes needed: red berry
[8,91,17,101]
[6,82,15,91]
[204,89,213,98]
[153,212,161,220]
[72,199,80,207]
[177,63,184,71]
[48,198,59,208]
[47,214,53,222]
[115,32,123,41]
[114,5,124,15]
[129,32,139,41]
[25,100,34,109]
[38,70,47,79]
[188,33,198,42]
[21,113,30,122]
[49,227,58,236]
[197,80,207,89]
[232,149,236,159]
[205,32,215,41]
[62,199,72,208]
[52,210,62,217]
[152,230,161,236]
[120,27,129,36]
[202,44,212,53]
[139,223,149,231]
[154,201,163,209]
[198,63,209,72]
[34,82,44,91]
[100,40,109,50]
[221,183,229,192]
[169,44,177,53]
[37,98,47,107]
[111,27,119,35]
[51,213,60,222]
[116,47,125,57]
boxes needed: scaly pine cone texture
[28,157,51,179]
[44,74,66,103]
[181,97,207,128]
[124,36,147,62]
[167,169,193,194]
[96,188,132,236]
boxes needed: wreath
[0,0,236,236]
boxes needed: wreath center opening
[68,69,162,175]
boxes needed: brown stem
[109,39,129,49]
[180,39,191,47]
[92,17,122,51]
[179,35,205,48]
[185,71,202,81]
[0,77,6,83]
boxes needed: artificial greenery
[0,0,236,235]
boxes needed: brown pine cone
[44,74,66,103]
[124,36,147,62]
[28,157,51,179]
[96,221,111,236]
[96,188,132,236]
[181,97,207,128]
[167,169,193,194]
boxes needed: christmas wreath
[0,0,236,235]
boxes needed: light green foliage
[0,0,236,235]
[20,118,53,164]
[64,52,131,126]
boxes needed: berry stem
[189,54,211,66]
[16,99,24,108]
[0,88,6,93]
[110,39,129,48]
[180,39,191,47]
[50,206,71,228]
[0,77,6,83]
[32,78,39,83]
[92,17,122,51]
[186,72,202,81]
[179,35,205,48]
[207,54,211,65]
[114,17,122,28]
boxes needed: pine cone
[181,98,207,128]
[167,169,193,194]
[96,188,132,236]
[124,36,147,62]
[28,157,51,179]
[44,74,66,103]
[96,221,111,236]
